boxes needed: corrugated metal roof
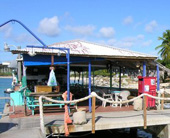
[12,39,157,59]
[49,40,157,58]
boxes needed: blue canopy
[23,54,104,66]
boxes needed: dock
[46,109,170,136]
[1,108,170,137]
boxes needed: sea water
[0,78,12,118]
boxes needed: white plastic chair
[102,92,113,107]
[94,88,102,104]
[118,91,130,108]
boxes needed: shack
[11,39,159,110]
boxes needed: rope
[39,92,170,105]
[39,91,170,136]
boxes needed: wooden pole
[110,64,112,90]
[89,62,92,112]
[92,96,96,134]
[24,95,27,116]
[119,66,121,90]
[51,55,54,66]
[161,92,164,110]
[143,95,147,129]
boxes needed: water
[49,128,154,138]
[0,78,12,118]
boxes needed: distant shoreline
[0,76,12,78]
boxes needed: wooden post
[51,55,54,66]
[119,66,121,90]
[24,95,27,116]
[161,92,165,110]
[110,64,112,90]
[143,95,147,129]
[89,62,92,112]
[92,96,96,134]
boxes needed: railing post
[89,62,92,112]
[39,96,46,136]
[92,96,96,134]
[161,92,165,110]
[143,95,147,129]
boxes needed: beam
[143,62,146,77]
[66,49,70,101]
[110,64,112,90]
[89,62,92,112]
[157,64,160,91]
[119,66,121,90]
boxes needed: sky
[0,0,170,62]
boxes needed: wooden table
[28,92,62,97]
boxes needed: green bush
[0,72,12,76]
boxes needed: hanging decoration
[47,69,57,86]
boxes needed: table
[111,91,121,107]
[28,92,62,97]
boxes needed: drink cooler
[138,76,156,109]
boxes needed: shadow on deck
[9,101,134,118]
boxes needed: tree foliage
[156,30,170,68]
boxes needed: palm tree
[155,30,170,63]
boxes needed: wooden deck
[1,104,170,137]
[8,102,134,118]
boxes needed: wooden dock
[46,109,170,135]
[1,108,170,137]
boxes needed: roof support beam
[157,64,160,91]
[143,62,146,77]
[88,62,92,112]
[119,66,121,90]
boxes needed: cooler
[138,76,156,109]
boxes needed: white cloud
[107,39,117,45]
[137,34,145,40]
[145,20,158,33]
[106,38,134,48]
[142,40,152,46]
[114,41,134,48]
[14,33,38,44]
[0,25,38,45]
[0,24,13,38]
[99,27,115,38]
[105,34,146,48]
[38,16,60,37]
[123,16,133,25]
[65,25,95,36]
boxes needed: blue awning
[23,54,104,66]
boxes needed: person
[12,70,18,87]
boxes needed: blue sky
[0,0,170,62]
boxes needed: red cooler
[138,76,156,109]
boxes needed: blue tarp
[23,54,104,66]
